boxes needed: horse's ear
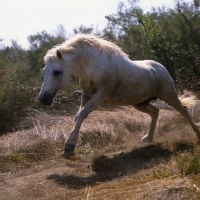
[56,50,63,60]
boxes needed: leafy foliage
[27,31,65,73]
[0,30,79,133]
[136,12,178,79]
[105,0,200,88]
[1,0,200,134]
[0,63,39,133]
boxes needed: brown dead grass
[1,102,200,199]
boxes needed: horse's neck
[67,50,114,79]
[67,50,99,78]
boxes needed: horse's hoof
[62,144,75,158]
[62,150,75,158]
[141,134,152,143]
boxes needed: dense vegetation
[0,0,200,133]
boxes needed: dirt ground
[1,104,200,199]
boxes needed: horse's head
[38,50,74,106]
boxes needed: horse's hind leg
[161,92,200,140]
[134,103,159,142]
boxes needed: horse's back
[133,60,169,76]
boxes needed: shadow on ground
[47,142,194,190]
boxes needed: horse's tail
[179,93,197,108]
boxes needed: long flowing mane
[44,34,129,62]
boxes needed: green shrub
[0,78,38,133]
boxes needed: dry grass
[1,101,200,199]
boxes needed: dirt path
[1,107,200,199]
[0,142,199,200]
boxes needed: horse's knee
[75,110,80,122]
[148,105,159,120]
[76,108,89,122]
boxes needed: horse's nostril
[43,97,48,103]
[38,92,53,106]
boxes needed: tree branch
[177,2,200,50]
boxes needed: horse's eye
[53,70,62,76]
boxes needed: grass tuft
[1,102,200,199]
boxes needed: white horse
[38,34,200,157]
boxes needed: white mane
[44,34,129,63]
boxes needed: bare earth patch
[1,103,200,199]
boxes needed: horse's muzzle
[38,91,53,106]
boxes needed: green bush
[0,72,81,133]
[52,77,81,108]
[0,77,38,133]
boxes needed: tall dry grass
[0,100,199,161]
[1,100,200,199]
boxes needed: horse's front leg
[75,91,90,123]
[63,88,108,157]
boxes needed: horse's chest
[81,80,96,97]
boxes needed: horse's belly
[107,94,149,105]
[108,81,157,105]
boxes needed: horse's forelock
[44,49,56,64]
[44,47,68,64]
